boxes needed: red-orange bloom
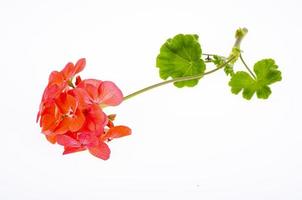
[37,58,131,160]
[37,58,86,122]
[75,79,123,107]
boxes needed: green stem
[123,56,236,101]
[228,27,248,65]
[233,28,248,49]
[239,54,256,79]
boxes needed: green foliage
[151,28,282,102]
[229,59,282,100]
[156,34,206,88]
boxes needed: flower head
[37,58,131,160]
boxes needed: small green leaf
[213,55,234,76]
[229,59,282,100]
[212,55,224,65]
[156,34,206,88]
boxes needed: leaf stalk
[123,56,236,101]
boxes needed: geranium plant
[37,28,282,160]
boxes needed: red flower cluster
[37,58,131,160]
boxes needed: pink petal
[85,84,99,102]
[36,111,41,123]
[78,131,100,147]
[42,84,62,103]
[88,142,111,160]
[57,135,81,147]
[79,79,102,88]
[76,79,104,104]
[83,104,108,136]
[98,81,123,106]
[69,88,90,109]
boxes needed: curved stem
[123,56,236,101]
[239,54,256,79]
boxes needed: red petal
[41,105,58,132]
[68,109,85,132]
[54,118,69,134]
[83,104,108,136]
[74,58,86,74]
[76,79,103,103]
[78,79,102,88]
[41,113,54,130]
[57,135,81,147]
[98,81,123,106]
[69,88,90,109]
[55,93,77,114]
[46,134,57,144]
[42,84,62,103]
[48,71,64,85]
[103,125,131,140]
[85,84,99,102]
[63,146,86,155]
[88,142,110,160]
[75,76,82,86]
[61,62,75,80]
[78,132,99,147]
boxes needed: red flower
[37,58,131,160]
[37,58,86,122]
[75,79,123,107]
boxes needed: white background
[0,0,301,199]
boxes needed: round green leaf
[156,34,206,88]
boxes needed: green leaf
[212,55,224,65]
[229,59,282,100]
[156,34,206,88]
